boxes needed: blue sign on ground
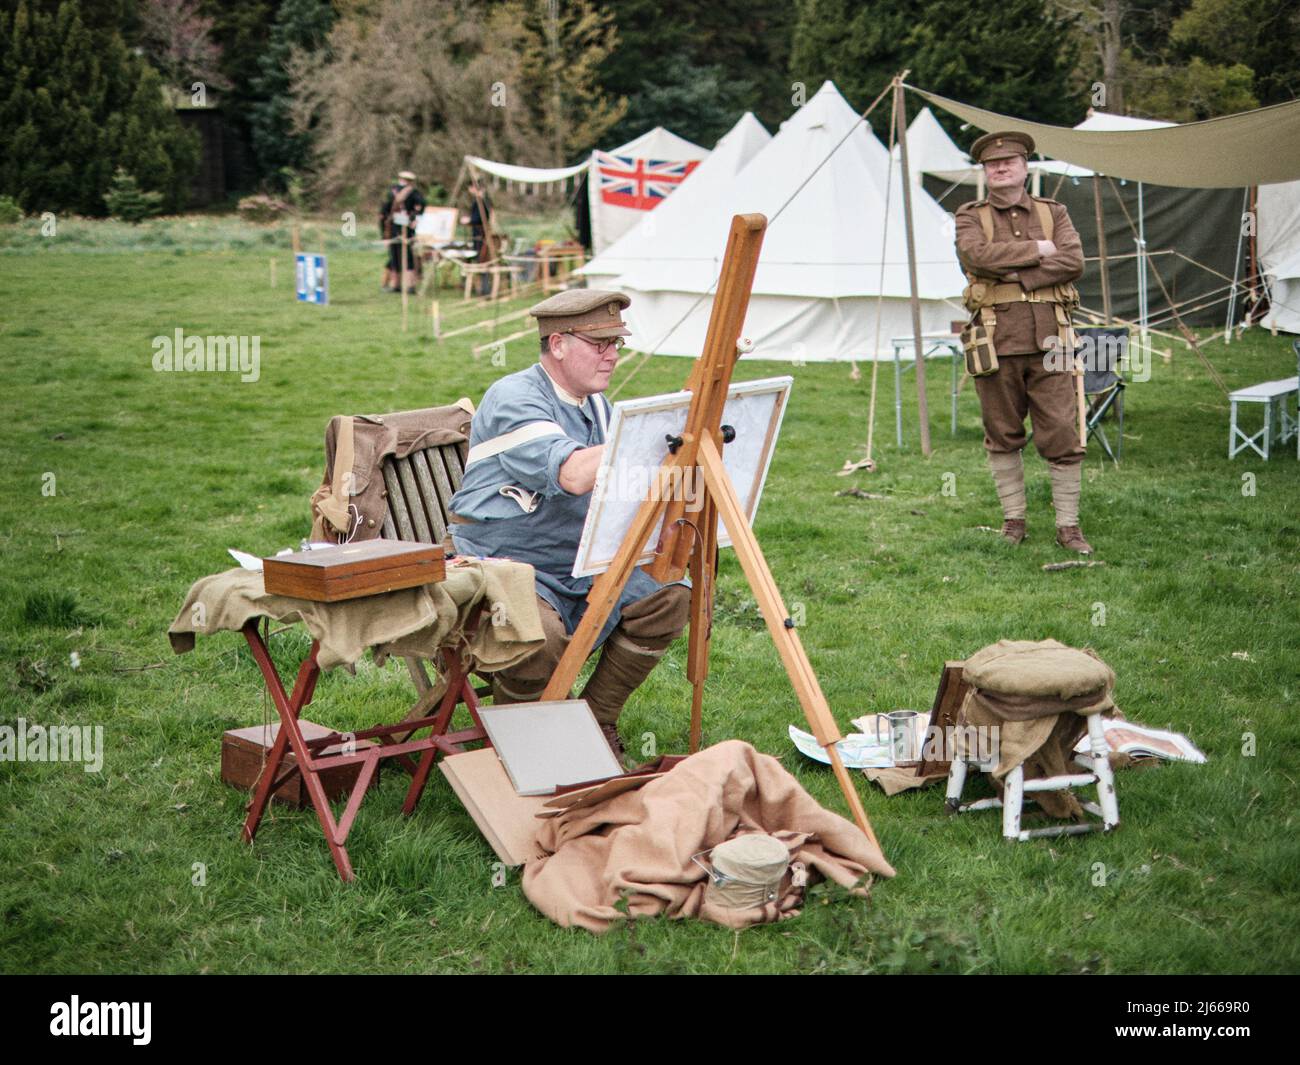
[295,253,328,305]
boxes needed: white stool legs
[945,712,1120,841]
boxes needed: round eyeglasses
[567,331,626,355]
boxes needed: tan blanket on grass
[167,558,543,672]
[521,739,895,933]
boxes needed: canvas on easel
[572,376,792,577]
[417,206,458,245]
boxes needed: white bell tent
[583,81,966,361]
[587,126,711,254]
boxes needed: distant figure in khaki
[955,131,1092,554]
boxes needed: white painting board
[573,376,792,578]
[477,699,623,796]
[416,206,458,244]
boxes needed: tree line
[1,0,1295,216]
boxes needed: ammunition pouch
[961,308,999,377]
[961,275,1081,376]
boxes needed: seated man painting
[448,290,689,760]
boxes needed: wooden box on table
[262,539,445,602]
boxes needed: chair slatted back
[379,443,466,545]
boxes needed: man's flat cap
[971,131,1035,163]
[530,289,631,339]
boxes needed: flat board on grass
[439,748,549,866]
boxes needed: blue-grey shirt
[449,362,664,643]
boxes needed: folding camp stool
[240,604,490,882]
[1227,376,1299,459]
[944,712,1119,841]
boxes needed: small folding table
[168,560,543,882]
[238,607,486,882]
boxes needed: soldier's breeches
[581,584,691,726]
[490,597,570,704]
[973,353,1085,465]
[489,586,691,723]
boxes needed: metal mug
[880,709,921,764]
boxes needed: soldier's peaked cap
[530,289,631,340]
[972,131,1035,163]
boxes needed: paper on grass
[788,724,894,769]
[1075,720,1207,764]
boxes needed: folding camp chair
[1077,326,1128,464]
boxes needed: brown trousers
[973,353,1084,464]
[490,584,691,725]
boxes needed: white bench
[1228,376,1299,459]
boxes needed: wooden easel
[540,214,882,851]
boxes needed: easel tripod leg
[698,437,881,852]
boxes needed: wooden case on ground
[221,720,376,808]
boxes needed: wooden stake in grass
[269,257,276,289]
[401,230,409,333]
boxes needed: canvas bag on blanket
[309,400,475,544]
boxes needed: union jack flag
[594,151,700,210]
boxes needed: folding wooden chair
[373,425,496,723]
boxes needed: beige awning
[909,86,1300,188]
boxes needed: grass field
[2,214,1298,974]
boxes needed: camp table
[168,559,543,882]
[1227,376,1299,459]
[890,333,962,446]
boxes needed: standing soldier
[379,169,425,293]
[955,131,1093,554]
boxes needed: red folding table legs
[239,612,487,882]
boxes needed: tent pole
[1093,175,1111,324]
[1137,182,1149,366]
[894,76,932,457]
[1224,186,1249,343]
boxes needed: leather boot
[1001,518,1027,545]
[580,631,670,726]
[1056,525,1094,554]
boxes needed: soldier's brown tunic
[955,188,1086,464]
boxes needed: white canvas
[573,376,792,578]
[477,700,623,797]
